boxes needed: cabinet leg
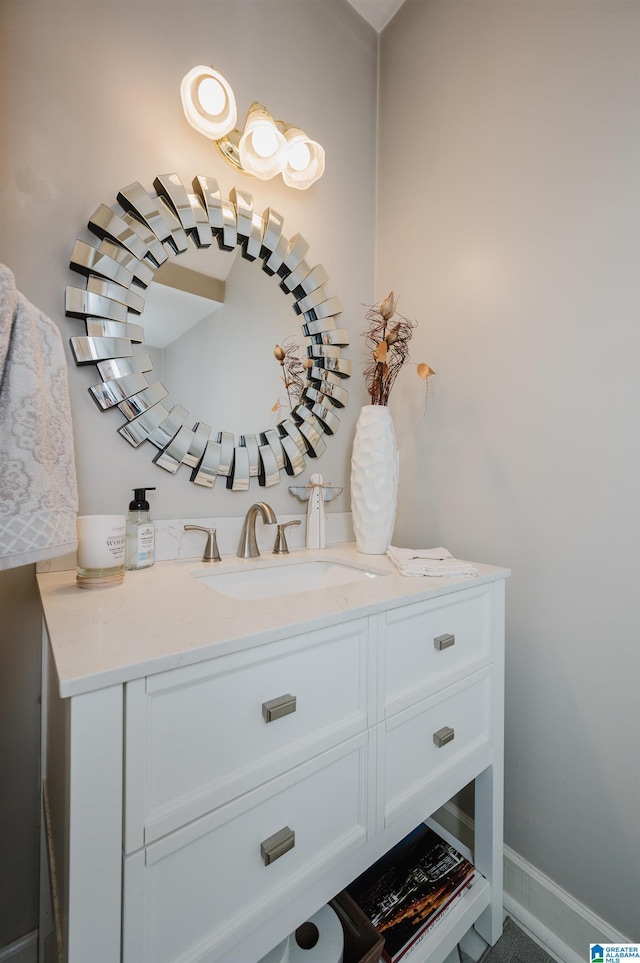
[474,764,504,945]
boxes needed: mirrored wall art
[66,175,350,490]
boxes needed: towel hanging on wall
[0,264,78,570]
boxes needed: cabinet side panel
[44,631,70,956]
[67,685,123,963]
[475,579,505,945]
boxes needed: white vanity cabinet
[39,550,507,963]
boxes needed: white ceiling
[344,0,407,33]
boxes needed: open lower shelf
[392,874,491,963]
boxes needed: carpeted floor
[472,917,557,963]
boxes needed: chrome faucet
[237,502,277,558]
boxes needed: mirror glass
[144,249,302,436]
[66,177,350,490]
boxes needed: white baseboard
[504,845,631,963]
[0,931,37,963]
[436,802,630,963]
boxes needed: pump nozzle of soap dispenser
[129,487,155,511]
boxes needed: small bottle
[125,487,156,570]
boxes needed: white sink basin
[193,557,387,600]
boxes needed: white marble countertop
[37,543,509,698]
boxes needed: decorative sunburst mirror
[65,175,350,490]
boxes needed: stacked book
[346,824,477,963]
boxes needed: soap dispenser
[125,487,156,570]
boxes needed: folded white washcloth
[387,545,478,578]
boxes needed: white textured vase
[350,404,399,555]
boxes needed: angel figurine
[289,473,342,549]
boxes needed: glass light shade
[282,128,325,190]
[238,104,288,180]
[180,66,237,140]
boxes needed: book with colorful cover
[399,877,477,962]
[345,824,476,963]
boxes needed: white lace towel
[0,265,78,570]
[387,545,478,578]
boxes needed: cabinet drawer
[382,585,493,717]
[380,671,492,828]
[125,617,372,848]
[123,732,373,963]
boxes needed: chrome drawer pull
[434,633,455,650]
[262,693,297,723]
[433,726,455,748]
[261,826,295,865]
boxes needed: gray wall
[378,0,640,936]
[0,0,377,948]
[0,567,42,950]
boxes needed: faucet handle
[273,520,301,555]
[183,525,221,562]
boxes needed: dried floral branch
[363,292,425,406]
[273,337,305,414]
[417,363,435,380]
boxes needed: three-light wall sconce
[180,66,325,190]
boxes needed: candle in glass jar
[76,515,126,586]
